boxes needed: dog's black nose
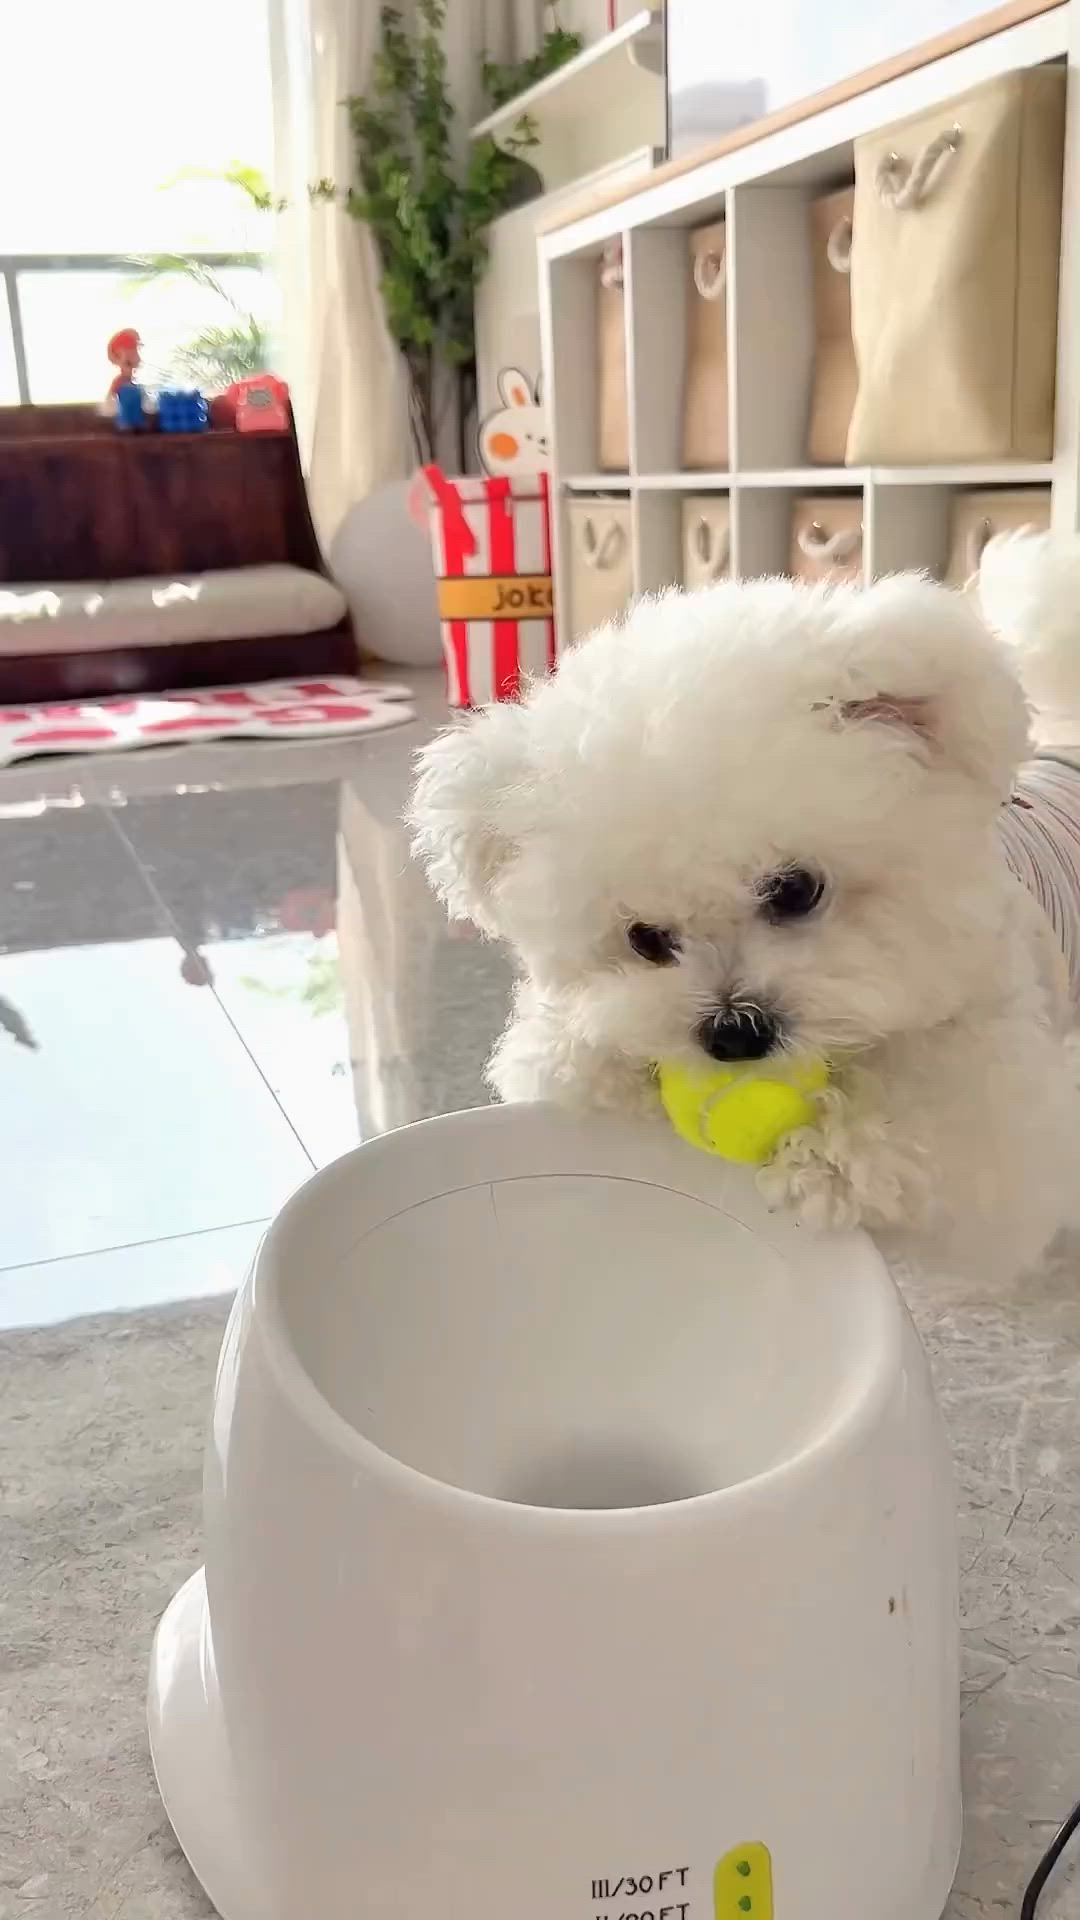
[697,1007,779,1062]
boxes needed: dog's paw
[757,1127,867,1230]
[757,1119,927,1233]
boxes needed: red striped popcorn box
[422,467,555,706]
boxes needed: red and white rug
[0,677,415,767]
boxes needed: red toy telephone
[227,374,290,433]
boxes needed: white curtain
[269,0,543,545]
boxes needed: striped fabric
[997,753,1080,1005]
[424,470,555,708]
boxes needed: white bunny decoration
[478,367,550,477]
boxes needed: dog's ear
[409,702,532,930]
[827,576,1031,799]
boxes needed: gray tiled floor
[0,671,512,1326]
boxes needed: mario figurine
[106,327,142,397]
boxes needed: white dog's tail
[978,529,1080,749]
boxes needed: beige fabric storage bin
[566,498,633,642]
[945,486,1052,587]
[681,496,731,589]
[682,220,729,470]
[597,241,629,472]
[789,496,864,585]
[847,67,1066,464]
[807,186,857,465]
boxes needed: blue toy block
[157,388,209,433]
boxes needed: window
[1,0,276,401]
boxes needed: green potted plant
[344,0,581,468]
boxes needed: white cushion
[0,565,347,656]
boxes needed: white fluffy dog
[411,556,1080,1283]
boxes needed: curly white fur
[411,565,1080,1285]
[980,528,1080,748]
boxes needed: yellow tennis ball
[657,1055,828,1164]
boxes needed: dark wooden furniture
[0,403,357,701]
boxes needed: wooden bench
[0,402,357,701]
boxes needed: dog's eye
[626,921,680,965]
[759,866,826,922]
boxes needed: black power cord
[1021,1794,1080,1918]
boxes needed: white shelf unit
[473,148,657,427]
[564,472,633,491]
[538,0,1080,647]
[471,10,664,195]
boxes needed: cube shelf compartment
[539,1,1075,649]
